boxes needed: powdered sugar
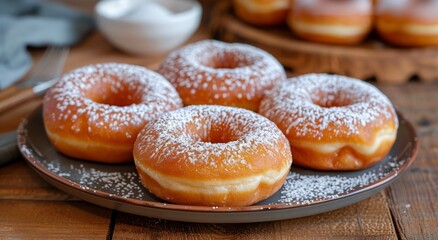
[134,105,291,173]
[278,155,404,204]
[44,160,145,199]
[259,74,398,140]
[158,40,286,109]
[20,105,412,207]
[39,150,404,204]
[43,63,182,140]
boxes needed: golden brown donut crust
[288,0,373,45]
[259,74,398,171]
[158,40,286,112]
[43,63,183,163]
[233,0,290,26]
[376,0,438,47]
[134,105,292,206]
[136,167,289,207]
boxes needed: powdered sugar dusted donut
[376,0,438,46]
[134,105,292,206]
[43,63,183,163]
[158,40,286,111]
[288,0,373,45]
[259,74,398,171]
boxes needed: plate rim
[17,106,419,214]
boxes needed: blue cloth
[0,0,95,89]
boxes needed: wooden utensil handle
[0,88,35,113]
[0,86,18,101]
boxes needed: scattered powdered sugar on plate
[43,159,146,199]
[78,168,143,198]
[277,155,405,204]
[38,153,404,204]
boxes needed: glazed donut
[259,74,398,171]
[158,40,286,111]
[233,0,291,26]
[133,105,292,206]
[288,0,373,45]
[376,0,438,47]
[43,63,183,163]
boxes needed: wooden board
[0,200,111,239]
[378,84,438,239]
[111,192,397,239]
[209,1,438,84]
[0,160,73,200]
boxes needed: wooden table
[1,16,438,240]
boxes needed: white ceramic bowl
[96,0,202,56]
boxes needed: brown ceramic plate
[18,106,418,223]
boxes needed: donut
[158,40,286,111]
[233,0,291,26]
[376,0,438,47]
[133,105,292,206]
[259,74,398,171]
[43,63,183,163]
[288,0,373,45]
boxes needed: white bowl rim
[95,0,202,25]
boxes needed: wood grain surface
[111,192,396,240]
[379,84,438,239]
[0,1,437,239]
[0,200,111,239]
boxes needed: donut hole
[85,80,144,107]
[206,126,240,143]
[198,50,254,69]
[188,122,240,144]
[311,91,353,108]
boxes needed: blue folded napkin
[0,0,95,89]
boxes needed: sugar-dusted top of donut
[293,0,372,16]
[44,63,182,139]
[135,105,291,176]
[158,40,285,101]
[377,0,438,22]
[259,74,398,141]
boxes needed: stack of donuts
[43,39,398,207]
[232,0,438,47]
